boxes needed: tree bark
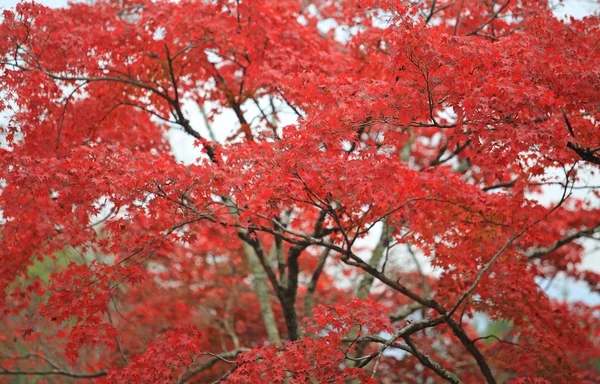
[225,199,281,343]
[241,241,281,343]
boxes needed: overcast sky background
[1,0,599,305]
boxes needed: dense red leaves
[228,300,385,384]
[1,0,600,383]
[510,379,551,384]
[22,262,145,363]
[103,325,204,383]
[228,338,375,384]
[307,298,392,335]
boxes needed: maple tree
[1,0,600,382]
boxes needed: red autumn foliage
[1,0,600,383]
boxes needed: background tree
[1,0,599,383]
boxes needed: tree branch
[466,1,511,37]
[526,222,600,259]
[0,368,107,379]
[404,335,462,384]
[179,348,248,383]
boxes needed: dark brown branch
[341,250,434,309]
[427,139,471,168]
[276,87,305,119]
[180,348,248,383]
[340,250,497,384]
[425,0,438,23]
[0,368,107,379]
[441,317,496,384]
[390,302,424,323]
[563,110,600,165]
[567,142,600,166]
[237,231,280,291]
[280,209,329,340]
[482,178,518,191]
[251,97,278,136]
[466,0,511,37]
[562,109,576,138]
[404,335,462,384]
[527,222,600,259]
[473,334,519,346]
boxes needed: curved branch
[179,348,248,383]
[404,335,462,384]
[0,368,107,379]
[526,222,600,259]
